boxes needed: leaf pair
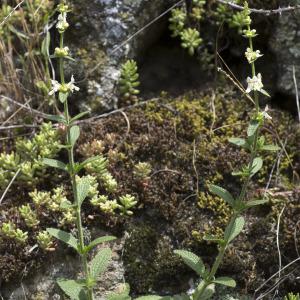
[44,111,89,124]
[46,228,116,255]
[43,155,104,175]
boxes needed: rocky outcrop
[68,0,177,111]
[269,0,300,98]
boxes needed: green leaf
[203,234,224,245]
[245,199,269,208]
[208,185,235,208]
[224,216,245,243]
[247,120,260,137]
[60,200,76,209]
[213,277,236,287]
[260,88,271,98]
[78,156,104,171]
[57,279,87,300]
[174,250,205,276]
[194,282,215,300]
[107,284,131,300]
[250,157,263,176]
[70,125,80,147]
[136,297,172,300]
[59,92,69,103]
[44,114,67,124]
[172,294,190,300]
[41,31,50,57]
[90,248,112,279]
[47,228,78,250]
[261,144,281,151]
[77,177,90,207]
[228,137,246,147]
[70,111,90,123]
[43,158,67,171]
[84,236,116,253]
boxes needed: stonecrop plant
[119,59,140,104]
[40,2,137,299]
[171,2,281,299]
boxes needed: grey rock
[68,0,177,111]
[269,0,300,97]
[1,233,126,300]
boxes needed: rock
[67,0,177,111]
[269,0,300,98]
[1,232,125,300]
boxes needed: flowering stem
[196,7,263,300]
[59,29,94,300]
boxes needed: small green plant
[0,122,60,189]
[133,162,152,180]
[171,2,280,299]
[19,204,40,228]
[169,8,187,37]
[41,2,137,299]
[119,195,137,216]
[284,293,300,300]
[180,28,202,56]
[37,230,54,251]
[119,59,140,104]
[1,222,28,244]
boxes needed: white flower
[48,75,79,96]
[245,48,263,64]
[246,73,263,93]
[246,73,270,97]
[56,13,69,32]
[262,105,272,120]
[49,80,61,95]
[66,75,80,93]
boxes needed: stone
[67,0,177,111]
[269,0,300,97]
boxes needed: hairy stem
[196,19,261,300]
[59,31,94,300]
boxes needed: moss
[123,223,188,296]
[2,85,300,294]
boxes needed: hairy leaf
[77,177,90,207]
[70,111,90,123]
[70,125,80,147]
[245,199,269,208]
[174,250,205,276]
[136,297,171,300]
[213,277,236,287]
[59,92,68,103]
[84,236,116,253]
[43,158,67,171]
[250,157,263,176]
[247,120,260,137]
[78,156,104,171]
[57,279,87,300]
[224,216,245,243]
[261,144,281,151]
[194,282,215,300]
[203,234,224,245]
[228,137,246,147]
[44,114,67,124]
[107,284,131,300]
[208,185,235,208]
[47,228,78,250]
[90,248,112,279]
